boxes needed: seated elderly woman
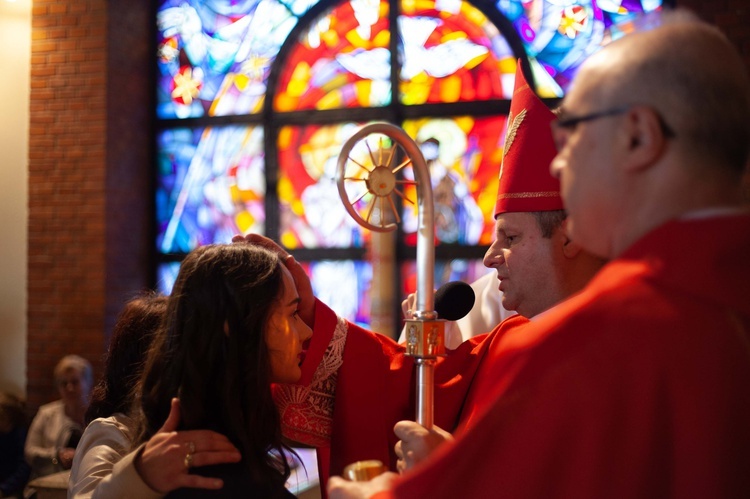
[25,354,93,479]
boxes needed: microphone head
[434,281,475,321]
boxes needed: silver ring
[184,452,193,469]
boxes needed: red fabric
[298,300,334,385]
[494,63,562,216]
[315,311,530,489]
[273,300,336,483]
[386,214,750,498]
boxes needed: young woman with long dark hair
[133,243,312,498]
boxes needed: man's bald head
[579,10,750,175]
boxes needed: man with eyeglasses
[328,10,750,499]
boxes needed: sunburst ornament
[171,66,202,106]
[500,108,527,179]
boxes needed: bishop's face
[483,212,566,318]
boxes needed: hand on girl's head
[233,233,316,327]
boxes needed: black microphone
[434,281,475,321]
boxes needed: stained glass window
[398,0,517,104]
[401,116,506,246]
[156,125,265,254]
[277,123,369,249]
[155,0,670,333]
[275,0,392,111]
[401,259,490,297]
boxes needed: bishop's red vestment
[275,299,530,487]
[380,213,750,498]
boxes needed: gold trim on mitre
[497,191,559,199]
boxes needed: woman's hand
[57,447,76,469]
[135,398,242,493]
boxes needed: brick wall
[23,1,750,410]
[26,0,152,410]
[680,0,750,69]
[27,0,108,409]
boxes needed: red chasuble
[380,213,750,499]
[282,301,530,489]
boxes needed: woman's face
[57,367,91,407]
[265,266,313,384]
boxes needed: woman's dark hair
[85,293,168,425]
[0,392,28,430]
[135,244,292,486]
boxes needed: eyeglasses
[551,105,675,148]
[552,107,631,131]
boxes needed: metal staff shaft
[373,125,439,428]
[336,122,443,429]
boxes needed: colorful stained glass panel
[156,262,181,295]
[401,259,490,297]
[401,116,506,246]
[274,0,392,111]
[156,125,265,254]
[301,260,373,327]
[278,123,372,249]
[495,0,666,96]
[399,0,519,105]
[156,0,323,119]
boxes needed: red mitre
[494,63,562,217]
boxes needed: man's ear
[559,218,582,258]
[563,237,583,258]
[622,105,669,171]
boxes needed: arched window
[154,0,668,335]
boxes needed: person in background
[69,293,167,498]
[0,392,31,498]
[69,291,242,499]
[25,355,93,479]
[327,9,750,498]
[129,244,312,498]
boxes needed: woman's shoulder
[166,463,295,498]
[33,399,65,419]
[38,399,65,411]
[81,413,135,446]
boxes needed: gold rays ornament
[499,108,527,179]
